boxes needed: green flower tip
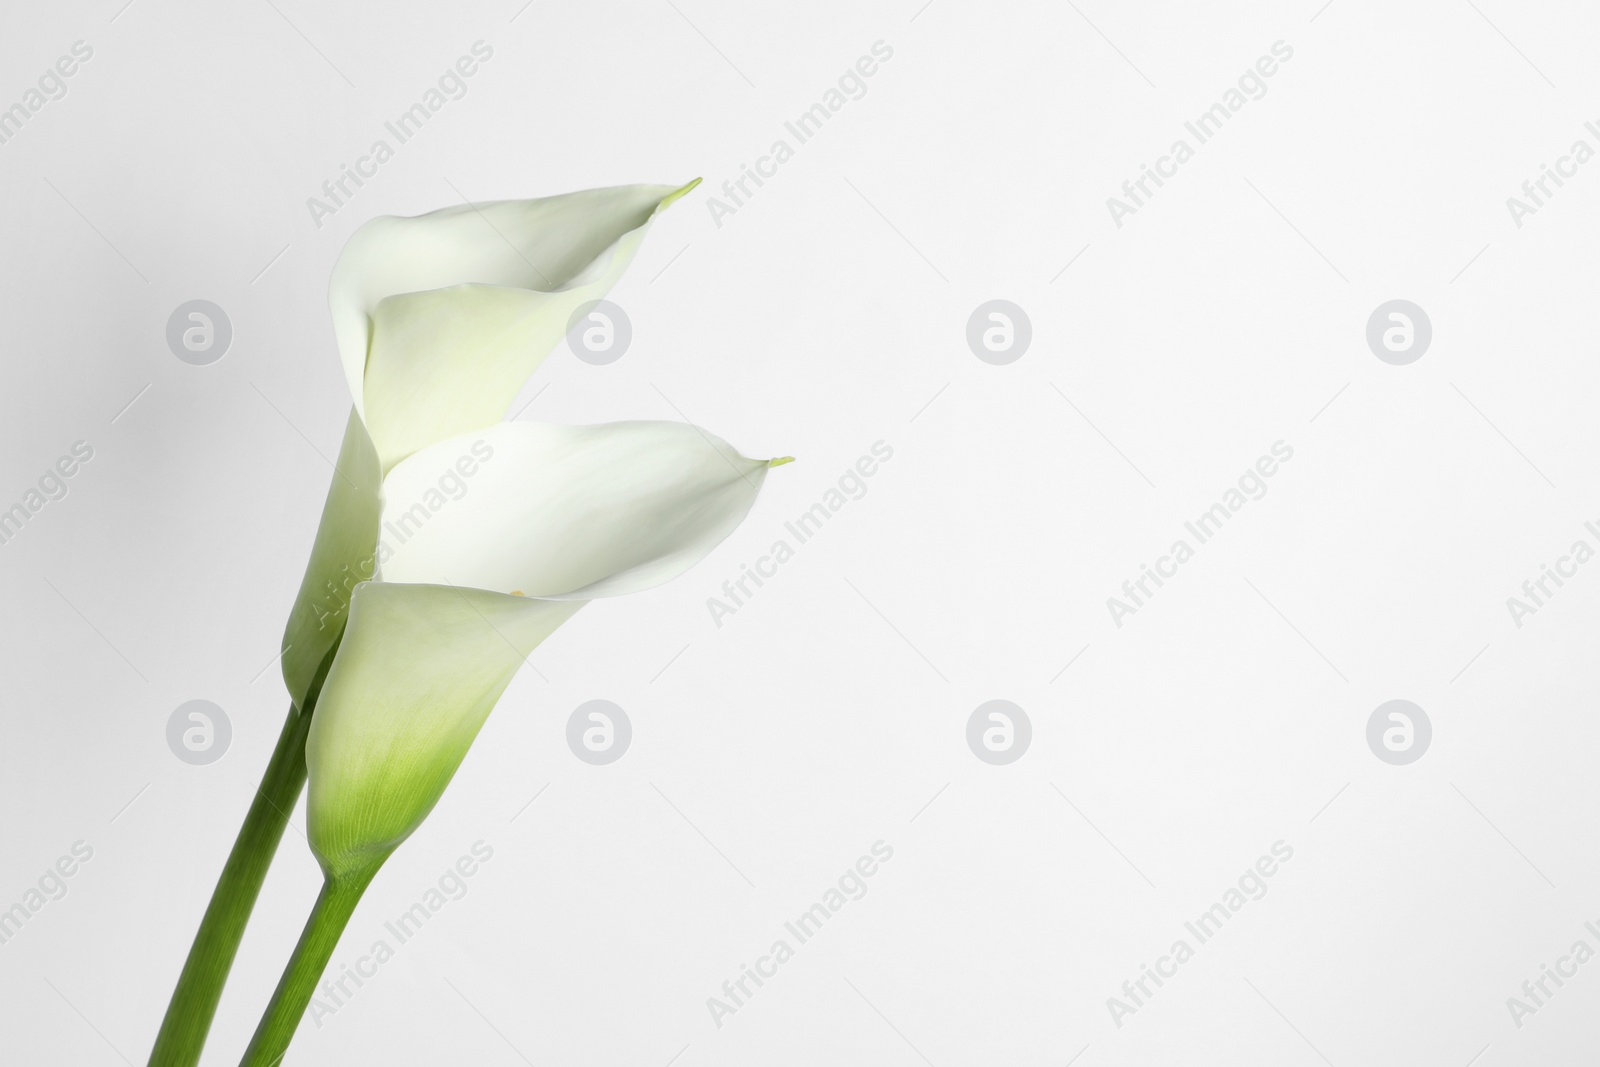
[658,178,702,212]
[767,456,795,468]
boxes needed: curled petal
[376,420,773,599]
[329,182,695,470]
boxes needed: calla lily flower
[306,420,778,877]
[158,180,784,1067]
[278,178,783,880]
[240,181,784,1064]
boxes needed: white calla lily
[166,180,782,1067]
[306,420,778,876]
[238,179,785,1067]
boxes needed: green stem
[147,704,311,1067]
[239,868,382,1067]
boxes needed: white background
[2,0,1598,1063]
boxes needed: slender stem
[239,868,382,1067]
[147,705,311,1067]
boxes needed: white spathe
[378,420,771,598]
[329,182,695,473]
[305,429,776,877]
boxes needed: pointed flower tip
[657,178,702,212]
[766,456,795,468]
